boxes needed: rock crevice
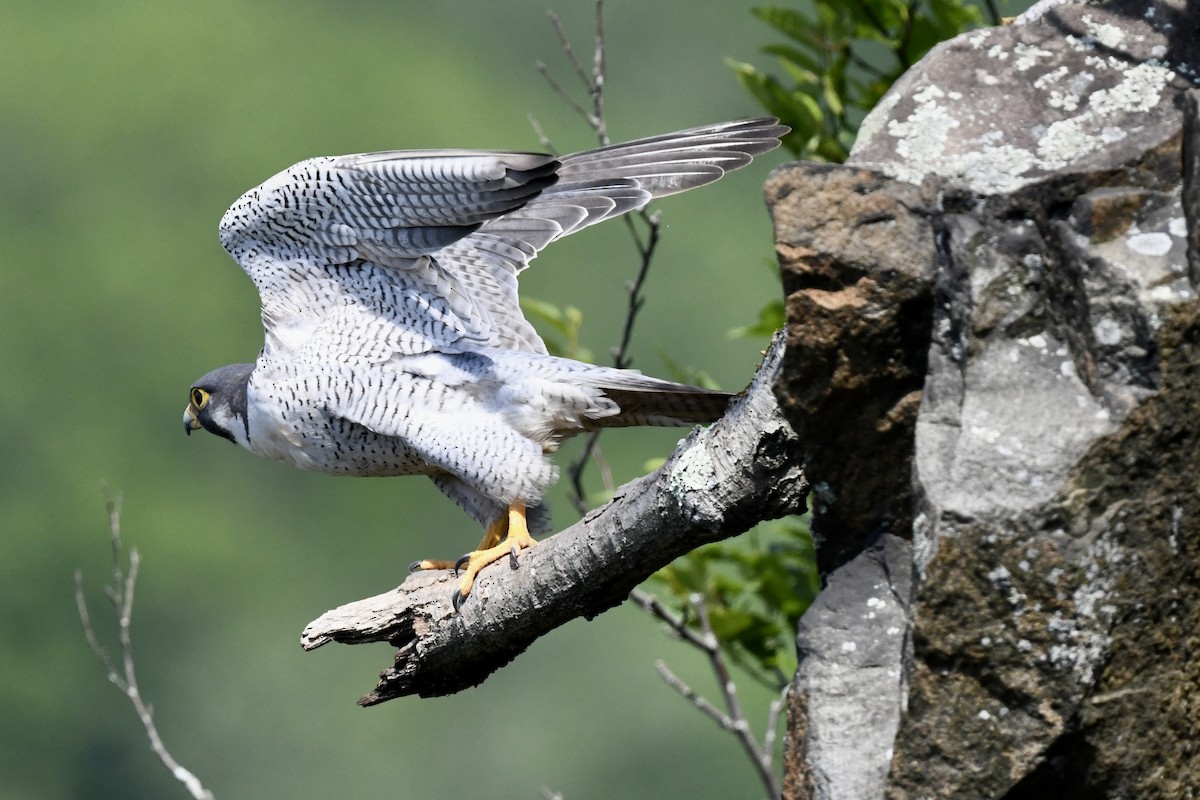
[772,2,1200,796]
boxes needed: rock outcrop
[771,1,1200,797]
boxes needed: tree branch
[568,209,661,513]
[530,0,669,515]
[301,332,807,704]
[76,494,216,800]
[653,593,783,799]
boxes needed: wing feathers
[473,117,787,251]
[221,118,785,357]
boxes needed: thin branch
[612,212,660,369]
[589,1,608,145]
[566,208,659,512]
[691,594,780,799]
[763,685,790,766]
[548,13,593,118]
[527,114,556,153]
[628,587,710,651]
[656,659,737,729]
[535,0,666,516]
[568,438,600,516]
[526,10,787,797]
[531,13,785,796]
[574,208,661,508]
[641,588,784,798]
[535,60,595,129]
[645,583,788,694]
[76,496,215,800]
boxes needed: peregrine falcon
[184,117,786,608]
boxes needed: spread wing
[442,117,788,352]
[217,118,786,358]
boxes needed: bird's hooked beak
[183,406,201,436]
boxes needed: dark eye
[191,388,210,410]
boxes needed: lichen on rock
[771,2,1200,797]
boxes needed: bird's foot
[408,508,512,574]
[451,502,534,612]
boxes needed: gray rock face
[771,2,1200,797]
[851,0,1196,196]
[783,535,912,800]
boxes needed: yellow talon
[408,502,536,610]
[453,502,536,609]
[408,506,512,574]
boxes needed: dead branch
[76,494,215,800]
[529,0,667,515]
[301,332,807,704]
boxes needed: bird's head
[183,363,254,448]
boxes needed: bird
[183,117,786,609]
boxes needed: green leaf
[821,72,845,118]
[657,351,721,390]
[647,516,818,686]
[519,296,593,362]
[761,43,822,80]
[751,5,813,43]
[733,0,986,164]
[789,89,826,130]
[728,298,785,340]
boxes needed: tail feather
[588,383,734,429]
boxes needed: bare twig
[656,660,737,728]
[529,7,786,797]
[763,685,790,766]
[629,587,709,651]
[568,208,663,510]
[527,114,555,153]
[652,593,783,800]
[589,2,607,145]
[535,59,595,131]
[534,1,666,515]
[641,587,787,797]
[540,3,608,143]
[76,494,215,800]
[611,212,661,370]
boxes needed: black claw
[452,589,466,613]
[508,545,520,569]
[407,560,423,574]
[453,554,470,576]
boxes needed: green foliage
[729,297,786,340]
[651,517,819,687]
[728,257,787,341]
[5,4,794,799]
[657,350,722,391]
[730,0,989,162]
[680,0,1005,689]
[520,296,594,362]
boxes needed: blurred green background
[1,2,795,798]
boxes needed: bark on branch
[301,331,807,704]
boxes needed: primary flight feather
[184,118,786,607]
